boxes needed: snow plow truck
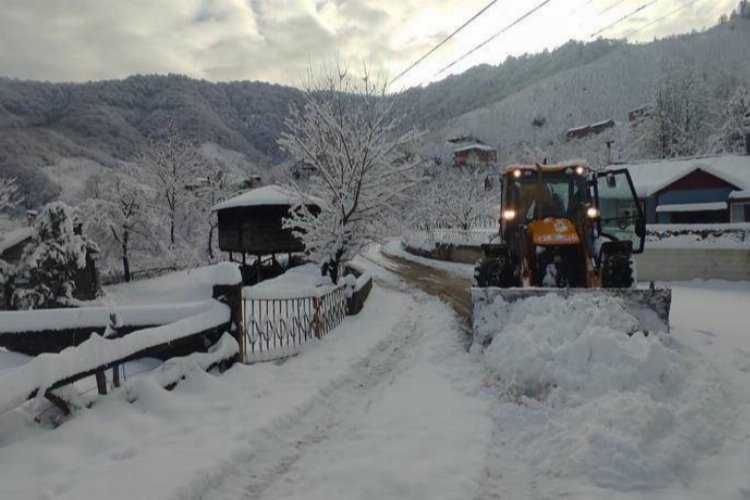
[473,161,671,332]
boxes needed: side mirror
[635,218,646,239]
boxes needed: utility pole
[605,140,615,165]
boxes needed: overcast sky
[0,0,738,89]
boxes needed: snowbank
[243,263,335,299]
[476,292,734,490]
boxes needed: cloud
[0,0,739,87]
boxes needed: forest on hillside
[1,4,749,208]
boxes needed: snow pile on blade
[476,293,735,490]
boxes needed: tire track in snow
[185,291,427,500]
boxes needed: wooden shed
[212,185,321,280]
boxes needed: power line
[589,0,661,38]
[435,0,555,77]
[596,0,629,17]
[390,0,501,86]
[624,0,703,38]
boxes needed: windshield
[507,169,590,220]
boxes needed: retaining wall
[634,248,750,282]
[404,241,750,282]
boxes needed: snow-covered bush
[279,64,422,283]
[11,202,97,309]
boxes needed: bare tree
[140,122,208,249]
[279,64,422,283]
[83,172,156,281]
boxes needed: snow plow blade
[472,287,672,340]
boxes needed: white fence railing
[241,286,348,364]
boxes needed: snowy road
[203,282,491,500]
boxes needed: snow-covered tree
[714,86,750,155]
[12,202,96,309]
[139,122,208,250]
[0,176,22,212]
[426,166,495,231]
[83,172,157,282]
[646,72,713,158]
[279,65,422,283]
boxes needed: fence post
[312,296,322,339]
[213,283,246,363]
[95,370,107,395]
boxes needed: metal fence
[241,285,348,363]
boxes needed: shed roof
[211,185,323,212]
[611,155,750,198]
[452,143,496,153]
[0,227,34,257]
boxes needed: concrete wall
[635,248,750,282]
[405,241,750,282]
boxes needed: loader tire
[601,253,634,288]
[473,255,515,288]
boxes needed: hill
[2,17,750,207]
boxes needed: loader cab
[499,163,594,234]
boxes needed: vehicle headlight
[575,165,585,175]
[502,209,517,221]
[513,169,522,179]
[586,206,600,219]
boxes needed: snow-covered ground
[243,263,335,299]
[1,249,749,499]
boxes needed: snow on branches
[139,121,209,250]
[714,86,750,155]
[0,176,22,212]
[423,166,496,232]
[12,202,97,309]
[82,171,157,282]
[279,65,422,283]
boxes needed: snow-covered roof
[0,227,35,256]
[211,185,323,212]
[567,125,590,133]
[730,190,750,200]
[613,155,750,198]
[452,143,496,153]
[591,119,615,128]
[656,202,728,213]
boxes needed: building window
[731,202,750,223]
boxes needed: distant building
[615,155,750,224]
[447,136,497,167]
[628,105,652,124]
[565,119,615,141]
